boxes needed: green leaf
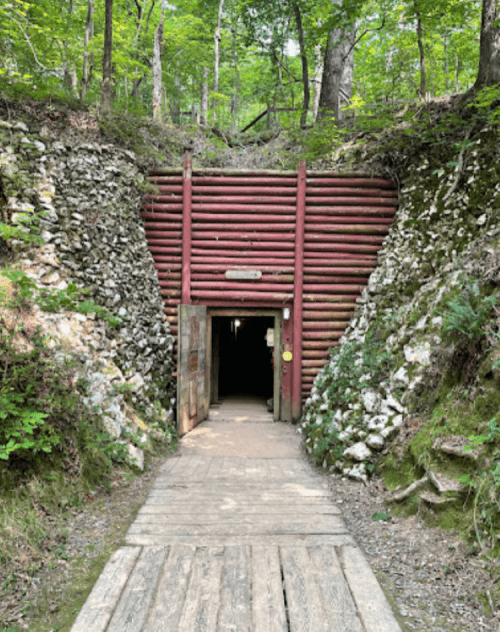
[371,512,392,522]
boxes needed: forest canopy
[0,0,498,130]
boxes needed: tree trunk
[230,21,239,135]
[100,0,113,116]
[81,0,94,99]
[212,0,225,122]
[152,8,164,123]
[475,0,500,89]
[200,66,209,126]
[292,2,310,127]
[317,26,354,122]
[312,44,323,122]
[415,3,426,98]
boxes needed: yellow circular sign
[283,351,293,362]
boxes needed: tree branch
[9,11,47,70]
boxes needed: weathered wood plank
[245,458,269,478]
[127,517,347,536]
[70,546,141,632]
[144,545,196,632]
[177,546,224,632]
[146,488,332,498]
[280,546,328,632]
[309,545,364,632]
[251,546,288,632]
[126,534,357,547]
[217,546,251,632]
[137,504,341,515]
[135,509,342,521]
[341,545,402,632]
[107,546,168,632]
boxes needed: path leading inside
[71,396,402,632]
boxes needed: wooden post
[181,150,193,304]
[292,160,306,421]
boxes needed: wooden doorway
[208,309,282,421]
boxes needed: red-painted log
[304,234,385,245]
[303,266,374,275]
[306,186,397,198]
[192,202,297,213]
[306,215,393,225]
[145,230,183,239]
[304,224,389,235]
[192,240,295,250]
[303,243,381,253]
[303,294,357,303]
[193,223,296,232]
[191,264,294,273]
[192,213,295,223]
[305,205,396,216]
[193,185,297,196]
[191,248,295,259]
[303,331,343,340]
[193,175,298,186]
[303,253,377,263]
[154,262,182,270]
[303,321,352,330]
[303,283,367,293]
[191,281,295,292]
[302,340,337,349]
[192,273,294,283]
[142,207,183,216]
[149,246,182,254]
[304,274,368,284]
[306,196,396,206]
[156,185,184,194]
[191,257,295,267]
[303,310,354,320]
[192,232,295,242]
[191,290,293,301]
[293,160,306,420]
[307,176,393,187]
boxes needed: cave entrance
[209,309,282,421]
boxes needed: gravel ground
[328,473,500,632]
[10,455,500,631]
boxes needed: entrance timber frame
[142,153,398,433]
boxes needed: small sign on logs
[225,270,262,280]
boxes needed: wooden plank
[177,546,225,632]
[126,517,347,536]
[137,504,341,515]
[144,545,196,632]
[217,546,251,632]
[132,512,344,525]
[70,547,141,632]
[145,488,332,498]
[251,546,288,632]
[107,546,168,632]
[341,545,402,632]
[126,534,357,547]
[309,545,364,632]
[280,546,328,632]
[245,458,270,478]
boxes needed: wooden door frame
[207,308,283,421]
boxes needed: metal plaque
[188,351,199,372]
[225,270,262,280]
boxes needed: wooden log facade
[142,154,397,422]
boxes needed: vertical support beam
[292,160,306,421]
[181,150,193,304]
[281,307,293,422]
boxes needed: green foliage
[439,281,497,347]
[310,424,343,466]
[0,268,122,327]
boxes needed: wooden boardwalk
[71,397,401,632]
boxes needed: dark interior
[213,316,274,398]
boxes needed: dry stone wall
[300,120,500,484]
[0,117,176,464]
